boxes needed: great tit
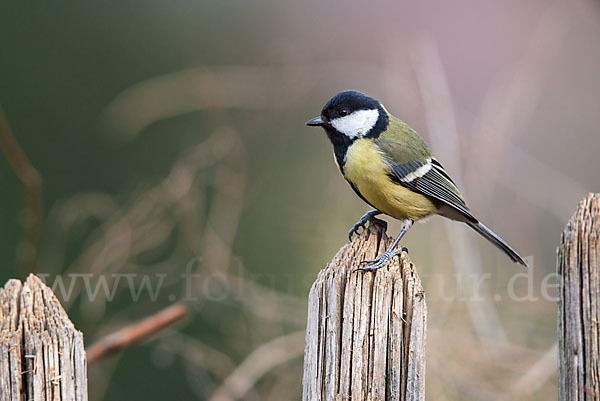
[306,90,527,271]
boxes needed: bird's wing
[376,121,477,222]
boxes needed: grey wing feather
[389,159,477,223]
[375,120,476,222]
[391,160,429,179]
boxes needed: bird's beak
[306,116,327,127]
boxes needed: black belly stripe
[326,129,353,173]
[348,180,377,209]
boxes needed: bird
[306,90,527,271]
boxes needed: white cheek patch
[331,109,379,139]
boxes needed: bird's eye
[338,108,349,117]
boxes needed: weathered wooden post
[302,221,426,401]
[0,275,87,401]
[558,193,600,400]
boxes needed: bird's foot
[348,210,382,241]
[354,246,408,272]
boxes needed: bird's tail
[466,221,528,267]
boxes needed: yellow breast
[340,139,438,220]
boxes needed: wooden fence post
[558,193,600,400]
[0,274,87,401]
[302,221,427,401]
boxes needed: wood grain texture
[302,221,426,401]
[0,275,87,401]
[558,193,600,400]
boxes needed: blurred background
[1,0,599,400]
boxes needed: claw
[354,255,390,272]
[354,247,409,273]
[348,210,381,242]
[348,222,366,242]
[353,219,413,273]
[353,264,383,273]
[357,255,390,271]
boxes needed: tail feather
[466,221,528,267]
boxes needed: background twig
[208,331,305,401]
[0,107,42,278]
[86,302,188,365]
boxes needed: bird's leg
[348,210,382,241]
[354,219,414,272]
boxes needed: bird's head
[306,90,389,140]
